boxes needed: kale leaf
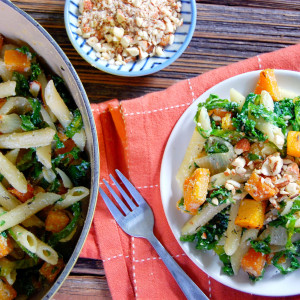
[12,71,30,96]
[30,62,41,81]
[197,94,238,112]
[207,187,232,206]
[248,153,261,161]
[214,245,234,276]
[20,98,42,131]
[65,109,83,138]
[250,236,271,254]
[67,160,90,186]
[232,93,267,142]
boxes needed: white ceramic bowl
[0,1,100,299]
[160,70,300,297]
[64,0,197,76]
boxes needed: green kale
[65,109,83,138]
[30,62,41,81]
[248,153,261,161]
[272,241,300,275]
[194,209,229,250]
[232,93,267,142]
[248,103,287,134]
[204,141,229,154]
[248,273,264,283]
[180,234,196,242]
[52,147,81,168]
[250,236,271,254]
[52,75,71,104]
[214,245,234,276]
[67,160,90,186]
[20,115,36,131]
[54,133,65,149]
[0,174,3,182]
[196,94,239,112]
[12,71,30,96]
[17,148,36,171]
[207,187,232,206]
[292,99,300,131]
[274,98,294,122]
[16,45,32,56]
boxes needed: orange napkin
[80,44,300,299]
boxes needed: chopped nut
[127,47,139,56]
[232,157,246,168]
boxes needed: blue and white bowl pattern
[64,0,196,76]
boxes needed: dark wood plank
[11,1,300,102]
[53,275,112,300]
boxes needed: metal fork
[99,169,208,300]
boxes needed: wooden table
[10,0,300,298]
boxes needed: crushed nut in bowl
[65,0,196,76]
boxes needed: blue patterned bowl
[64,0,196,77]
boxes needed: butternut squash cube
[235,199,266,229]
[0,278,17,300]
[241,247,266,277]
[183,168,210,214]
[0,235,13,259]
[4,49,31,72]
[45,210,70,233]
[245,172,277,201]
[287,131,300,158]
[255,69,281,101]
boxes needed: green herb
[248,273,264,282]
[30,62,41,81]
[0,220,5,226]
[274,98,295,126]
[0,174,3,182]
[248,153,261,161]
[65,109,83,138]
[17,148,36,171]
[292,99,300,131]
[250,236,271,254]
[12,71,30,96]
[180,234,196,242]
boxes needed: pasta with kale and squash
[177,69,300,282]
[0,34,90,298]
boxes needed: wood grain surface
[9,0,300,298]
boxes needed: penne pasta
[35,240,58,265]
[36,145,52,169]
[0,127,55,149]
[55,186,89,209]
[0,192,61,232]
[55,168,73,189]
[4,149,19,164]
[0,152,27,193]
[0,114,21,133]
[0,96,31,115]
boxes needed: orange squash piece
[4,49,31,72]
[0,278,17,300]
[235,199,266,229]
[0,235,13,259]
[45,210,70,233]
[8,184,34,203]
[183,168,210,214]
[241,247,266,277]
[39,258,65,283]
[245,172,277,201]
[287,131,300,158]
[254,69,281,101]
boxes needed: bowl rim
[64,0,197,77]
[1,0,100,298]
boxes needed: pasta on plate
[0,34,90,299]
[177,69,300,282]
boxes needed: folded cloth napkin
[80,44,300,300]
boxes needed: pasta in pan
[177,69,300,282]
[0,35,90,298]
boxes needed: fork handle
[147,233,209,300]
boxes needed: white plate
[160,70,300,296]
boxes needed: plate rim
[160,69,300,297]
